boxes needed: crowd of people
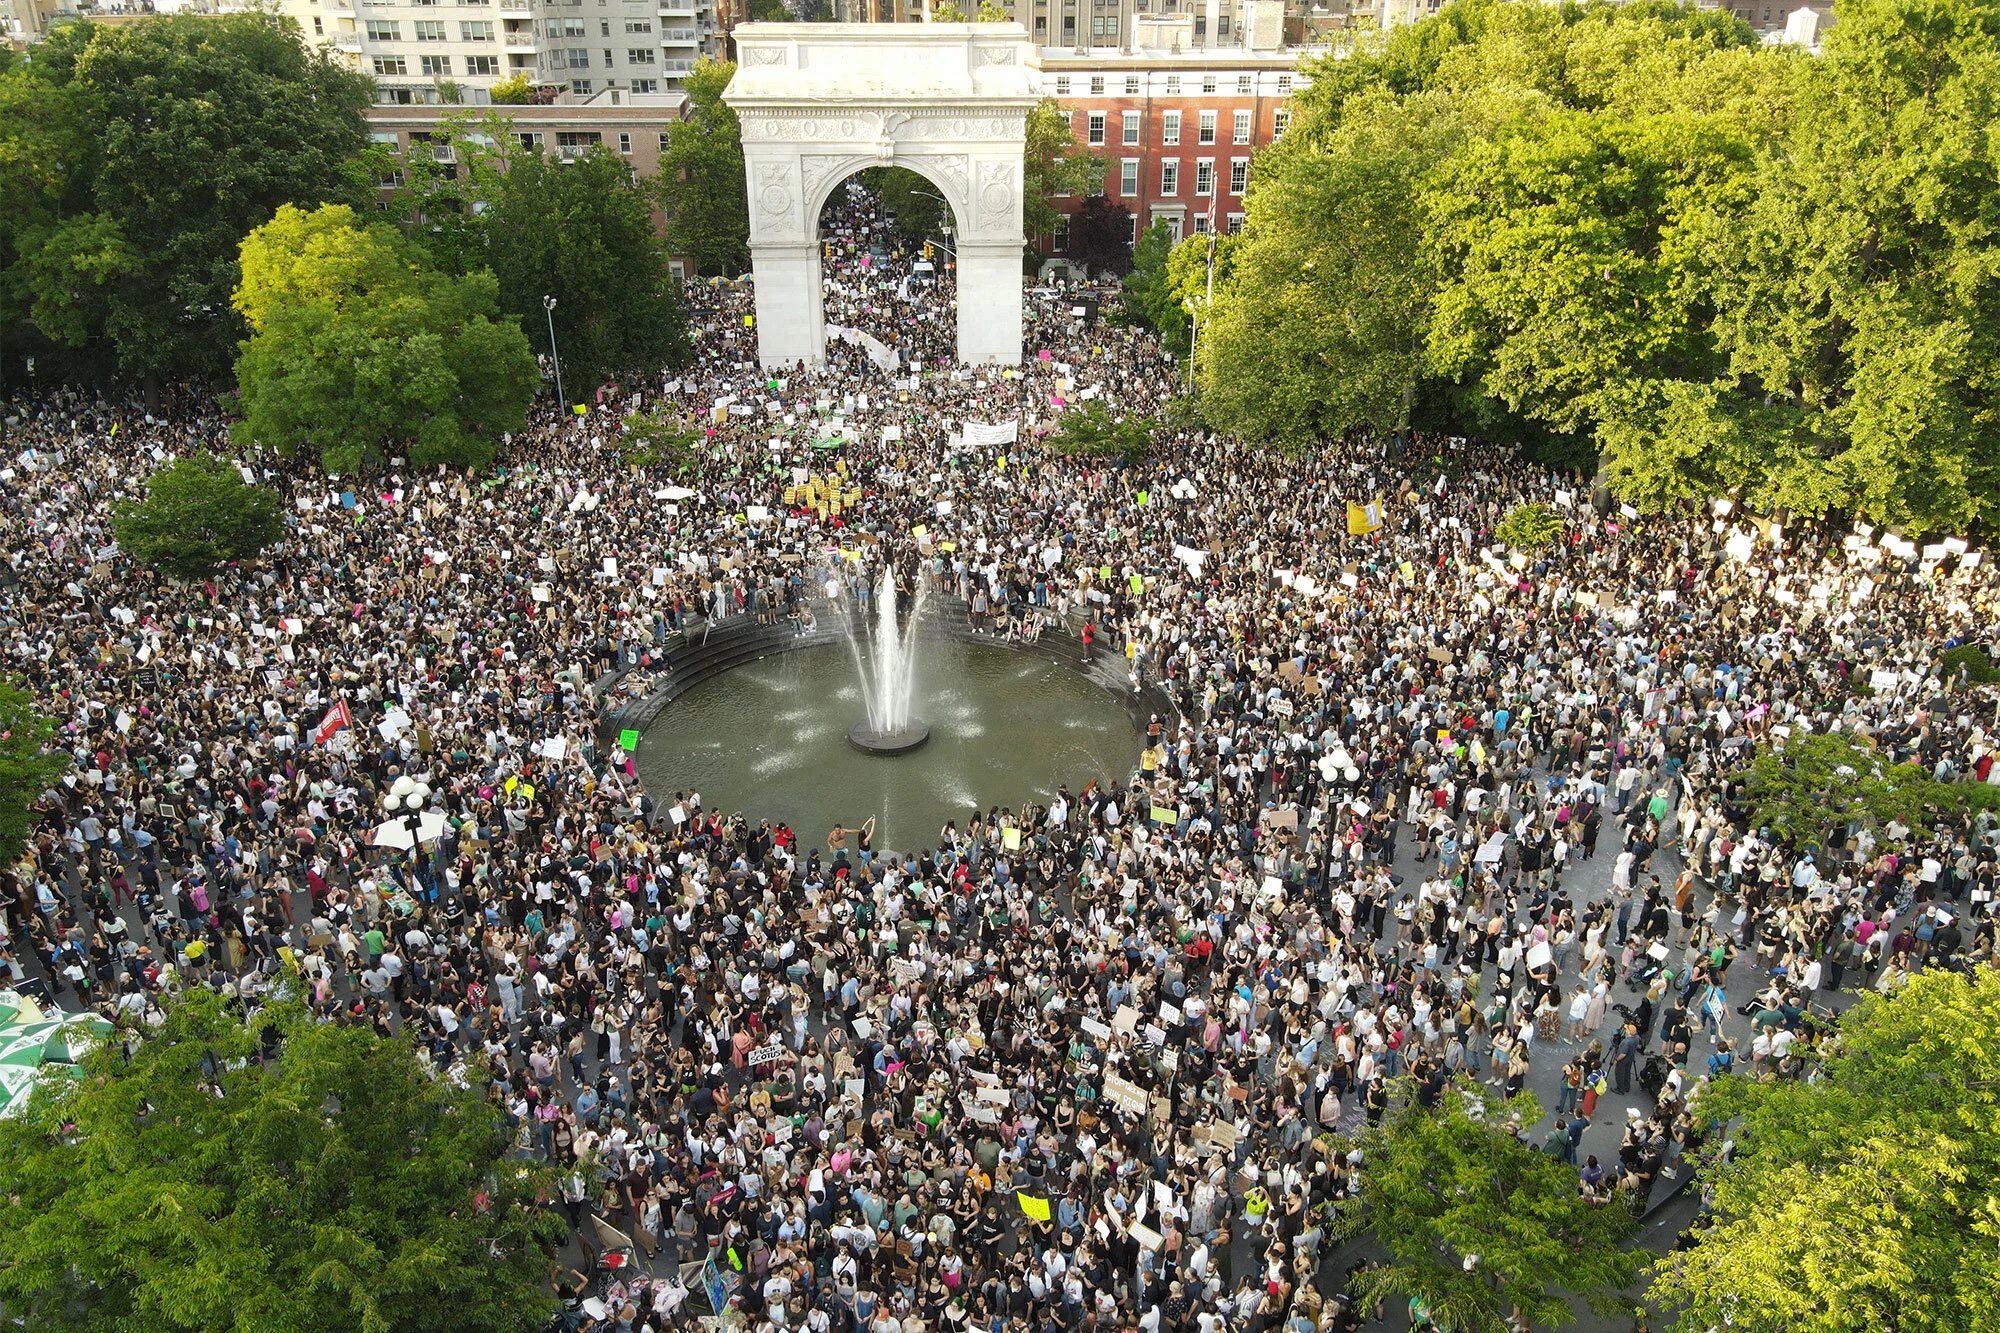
[4,184,2000,1333]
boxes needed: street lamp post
[542,294,566,411]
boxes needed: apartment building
[297,0,720,104]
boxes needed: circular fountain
[842,567,931,755]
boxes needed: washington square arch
[722,23,1038,369]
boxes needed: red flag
[314,699,352,746]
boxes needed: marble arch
[722,24,1039,368]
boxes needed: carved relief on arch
[798,154,862,213]
[753,160,799,236]
[973,158,1013,233]
[743,46,786,66]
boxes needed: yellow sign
[1017,1193,1051,1222]
[1346,499,1384,536]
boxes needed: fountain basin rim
[847,719,933,755]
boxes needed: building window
[604,48,614,68]
[1217,14,1229,36]
[1124,74,1139,94]
[659,130,670,152]
[1161,110,1180,145]
[1201,72,1217,93]
[619,131,632,154]
[633,78,656,93]
[1195,159,1213,195]
[312,16,323,35]
[373,55,407,74]
[1277,73,1293,93]
[461,19,492,38]
[1122,111,1140,146]
[571,79,592,94]
[1052,213,1069,252]
[1089,74,1104,93]
[1129,213,1139,245]
[1273,108,1290,136]
[1236,73,1251,94]
[420,54,451,74]
[1119,158,1139,196]
[1054,75,1070,94]
[467,53,498,74]
[625,17,651,30]
[1198,110,1216,144]
[1233,108,1251,144]
[518,131,545,149]
[1229,158,1247,193]
[1160,160,1178,195]
[1087,111,1105,145]
[1226,212,1244,234]
[628,47,655,62]
[557,131,601,147]
[414,19,446,39]
[1192,212,1210,235]
[1165,74,1181,94]
[365,19,400,39]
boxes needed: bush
[112,453,284,579]
[1495,502,1562,550]
[1942,643,2000,685]
[1046,401,1151,463]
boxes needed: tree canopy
[232,204,538,475]
[1207,0,2000,530]
[659,58,751,276]
[1738,728,2000,850]
[1335,1082,1640,1332]
[1023,98,1105,242]
[0,991,564,1333]
[0,678,67,870]
[483,144,692,393]
[112,453,286,580]
[1655,970,2000,1332]
[0,14,371,393]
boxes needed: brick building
[1039,42,1309,257]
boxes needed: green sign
[617,728,640,751]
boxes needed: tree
[1068,196,1134,277]
[1046,401,1151,462]
[232,204,538,475]
[0,15,372,394]
[859,166,951,242]
[1494,502,1561,550]
[489,72,537,104]
[1336,1082,1640,1332]
[659,58,750,276]
[1023,98,1104,242]
[1122,220,1190,357]
[0,990,565,1333]
[931,1,969,18]
[1738,729,2000,851]
[112,453,286,580]
[382,110,516,279]
[619,409,703,472]
[0,679,67,871]
[485,145,692,393]
[1653,970,2000,1332]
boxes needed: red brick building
[1039,46,1310,256]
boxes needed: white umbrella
[371,819,416,851]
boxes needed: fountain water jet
[844,566,931,754]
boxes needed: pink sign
[1037,349,1052,361]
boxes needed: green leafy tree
[0,990,565,1333]
[1941,644,2000,687]
[1337,1082,1640,1332]
[382,110,516,278]
[931,1,970,18]
[1068,195,1134,277]
[858,166,951,242]
[1046,401,1150,462]
[1023,98,1104,242]
[976,0,1012,16]
[1739,730,2000,850]
[232,204,538,475]
[1122,220,1190,356]
[485,145,692,393]
[112,453,286,580]
[0,15,371,395]
[488,73,537,104]
[1654,970,2000,1332]
[659,58,750,276]
[1494,501,1561,550]
[619,409,702,471]
[0,679,68,870]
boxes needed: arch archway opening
[813,167,963,378]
